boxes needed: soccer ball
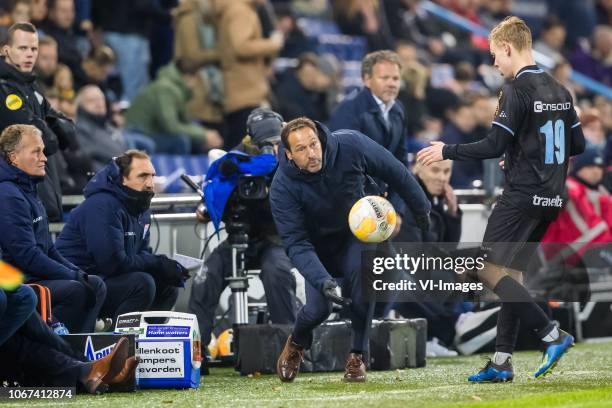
[348,196,397,243]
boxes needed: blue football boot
[468,357,514,383]
[534,329,574,379]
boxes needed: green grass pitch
[8,340,612,407]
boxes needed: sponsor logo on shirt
[32,216,43,224]
[534,101,571,113]
[125,231,136,236]
[532,194,563,208]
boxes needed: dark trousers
[0,285,37,346]
[101,272,179,321]
[224,106,258,150]
[188,241,297,345]
[483,200,554,354]
[37,275,106,333]
[0,311,88,387]
[293,238,375,353]
[0,302,88,387]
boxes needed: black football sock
[495,302,520,354]
[493,276,554,338]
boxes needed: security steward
[0,22,77,221]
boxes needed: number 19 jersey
[492,65,581,219]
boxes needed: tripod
[225,220,251,326]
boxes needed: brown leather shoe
[108,356,139,385]
[276,335,304,382]
[83,337,130,394]
[343,353,366,382]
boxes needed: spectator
[570,25,612,87]
[0,124,105,333]
[74,45,116,100]
[36,86,86,194]
[52,63,74,101]
[125,58,223,154]
[34,35,58,90]
[274,4,317,58]
[542,148,612,261]
[329,50,410,233]
[75,85,126,171]
[395,41,429,136]
[581,109,607,150]
[332,0,395,51]
[0,22,77,222]
[470,93,496,136]
[30,0,47,26]
[392,160,461,356]
[552,60,582,102]
[39,0,85,82]
[382,0,460,62]
[440,99,482,188]
[274,52,332,122]
[404,160,461,242]
[549,0,597,47]
[55,150,187,324]
[173,0,223,134]
[91,0,169,101]
[8,0,32,24]
[597,0,612,26]
[533,16,567,66]
[215,0,284,149]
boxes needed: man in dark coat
[188,108,297,367]
[0,124,105,333]
[328,50,410,234]
[271,117,430,383]
[56,150,186,323]
[0,22,78,221]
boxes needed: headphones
[246,108,284,137]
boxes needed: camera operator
[188,108,297,365]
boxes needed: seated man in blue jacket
[271,117,431,383]
[0,124,105,333]
[56,150,187,324]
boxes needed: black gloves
[415,212,431,233]
[322,279,351,307]
[76,271,97,308]
[155,255,191,287]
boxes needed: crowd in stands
[0,0,608,195]
[0,0,611,385]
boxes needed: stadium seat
[151,155,209,193]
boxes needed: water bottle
[52,322,69,335]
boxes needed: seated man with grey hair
[0,124,106,333]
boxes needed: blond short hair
[489,16,532,52]
[0,124,41,161]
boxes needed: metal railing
[420,0,612,100]
[62,193,202,208]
